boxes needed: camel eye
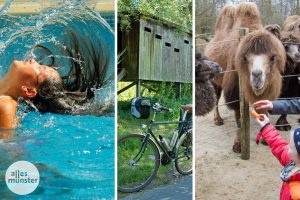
[270,55,276,64]
[243,56,247,63]
[284,45,289,51]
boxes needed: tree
[118,0,192,31]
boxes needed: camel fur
[195,53,221,116]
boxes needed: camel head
[281,32,300,63]
[236,30,286,101]
[195,53,221,82]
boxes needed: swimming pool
[0,0,115,199]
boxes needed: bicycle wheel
[118,134,160,193]
[175,129,193,175]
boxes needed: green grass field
[117,81,192,195]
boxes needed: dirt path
[195,97,298,200]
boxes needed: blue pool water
[0,0,115,199]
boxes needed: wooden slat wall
[120,17,192,83]
[138,18,192,83]
[120,21,140,80]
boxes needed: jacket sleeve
[260,124,291,166]
[270,99,300,115]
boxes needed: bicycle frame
[140,109,192,161]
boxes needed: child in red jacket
[256,114,300,200]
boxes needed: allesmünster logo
[5,160,40,195]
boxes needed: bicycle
[118,103,193,193]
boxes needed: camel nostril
[212,63,221,73]
[295,53,300,59]
[252,70,262,77]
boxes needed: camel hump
[282,15,300,32]
[215,4,236,32]
[264,24,281,39]
[236,2,260,19]
[281,31,300,43]
[233,2,262,31]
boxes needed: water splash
[0,0,114,116]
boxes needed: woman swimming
[0,59,60,128]
[0,30,112,129]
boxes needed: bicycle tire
[118,134,160,193]
[175,129,193,175]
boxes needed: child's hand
[253,100,273,111]
[256,114,270,128]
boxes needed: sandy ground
[195,97,298,200]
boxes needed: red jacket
[258,124,300,200]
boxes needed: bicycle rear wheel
[118,134,160,193]
[175,130,193,175]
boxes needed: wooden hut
[118,15,192,96]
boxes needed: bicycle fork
[129,134,151,166]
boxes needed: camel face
[195,53,221,82]
[236,30,286,103]
[203,59,222,79]
[246,54,270,95]
[284,44,300,63]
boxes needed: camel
[265,24,300,131]
[195,53,221,116]
[282,15,300,33]
[204,2,286,153]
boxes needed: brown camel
[204,2,286,153]
[282,15,300,33]
[195,53,221,116]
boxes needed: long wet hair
[30,29,111,114]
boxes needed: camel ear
[21,86,37,99]
[264,24,281,39]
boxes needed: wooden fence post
[239,28,250,160]
[136,79,141,97]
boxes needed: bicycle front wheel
[175,130,193,175]
[118,134,160,193]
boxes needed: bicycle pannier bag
[131,97,151,119]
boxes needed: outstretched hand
[253,100,273,111]
[256,114,270,128]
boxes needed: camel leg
[275,114,291,131]
[232,110,241,153]
[213,85,224,126]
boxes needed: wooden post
[179,83,182,100]
[239,28,250,160]
[136,79,141,97]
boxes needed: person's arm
[259,124,290,166]
[256,115,291,166]
[270,99,300,115]
[0,100,17,129]
[253,99,300,115]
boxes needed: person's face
[288,132,300,164]
[10,58,60,98]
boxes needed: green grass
[117,81,192,195]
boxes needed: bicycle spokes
[118,134,160,193]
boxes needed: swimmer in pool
[0,59,60,128]
[0,30,112,130]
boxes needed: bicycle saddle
[180,104,193,111]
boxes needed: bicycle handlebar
[152,103,172,112]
